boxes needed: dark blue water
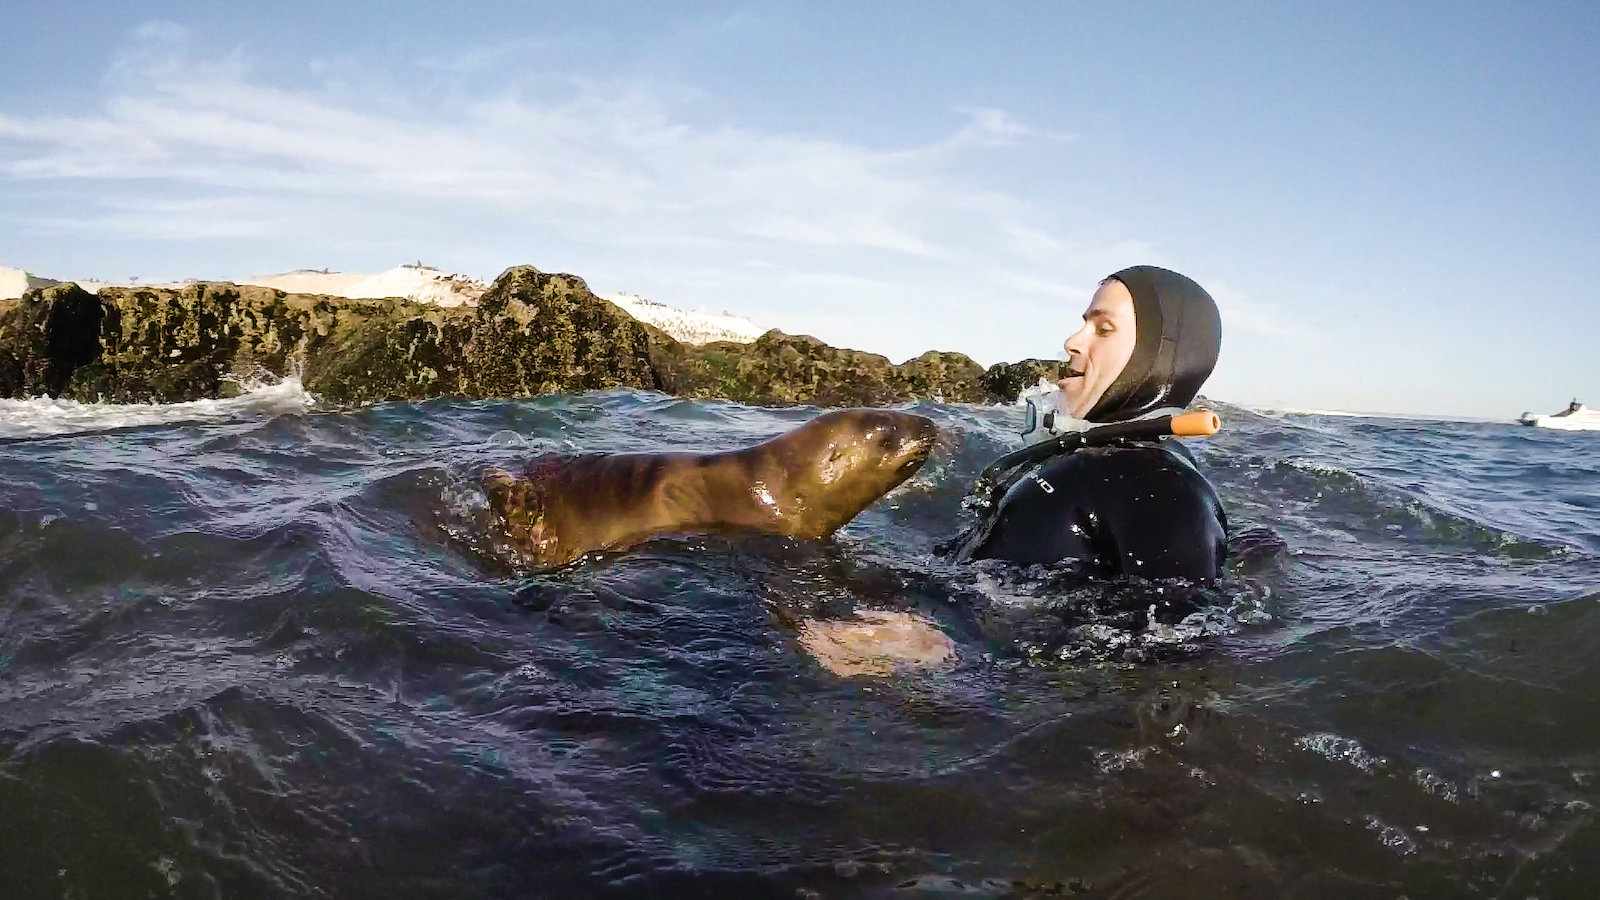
[2,394,1597,898]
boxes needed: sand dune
[241,264,486,307]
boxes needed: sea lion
[482,409,939,568]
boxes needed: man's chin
[1057,385,1093,419]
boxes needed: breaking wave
[0,376,315,439]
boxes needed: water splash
[0,376,315,439]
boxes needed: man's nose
[1063,323,1090,358]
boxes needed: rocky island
[0,264,1060,408]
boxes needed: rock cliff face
[0,264,1058,408]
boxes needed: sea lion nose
[887,415,938,464]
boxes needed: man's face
[1058,279,1137,418]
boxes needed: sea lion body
[484,409,938,568]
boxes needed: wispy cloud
[0,21,1243,364]
[28,194,291,242]
[4,26,1029,252]
[952,106,1075,147]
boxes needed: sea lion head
[776,409,939,536]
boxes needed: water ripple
[1,392,1596,896]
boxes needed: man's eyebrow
[1083,309,1113,321]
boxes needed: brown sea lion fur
[483,409,939,568]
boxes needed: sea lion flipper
[481,466,520,516]
[481,465,568,566]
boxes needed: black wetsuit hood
[1086,266,1222,422]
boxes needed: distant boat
[1518,399,1600,430]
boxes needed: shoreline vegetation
[0,264,1058,408]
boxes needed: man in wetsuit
[947,266,1228,582]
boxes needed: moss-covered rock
[0,263,1048,408]
[650,334,991,406]
[299,303,471,405]
[0,284,108,398]
[981,358,1063,401]
[75,283,314,402]
[460,266,663,398]
[654,331,895,406]
[895,350,990,404]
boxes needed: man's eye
[1096,324,1115,335]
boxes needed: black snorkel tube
[962,409,1223,514]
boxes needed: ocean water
[1,386,1597,898]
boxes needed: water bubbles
[974,561,1274,666]
[1412,768,1460,803]
[485,429,525,449]
[1233,602,1273,627]
[151,856,181,888]
[1094,747,1153,773]
[1363,816,1418,856]
[1295,732,1387,773]
[437,473,491,523]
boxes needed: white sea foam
[1093,746,1154,773]
[0,265,61,299]
[1295,732,1388,773]
[603,292,765,345]
[1247,405,1499,425]
[1281,457,1360,479]
[0,377,314,439]
[1363,815,1419,856]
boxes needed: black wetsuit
[952,440,1227,581]
[950,265,1229,582]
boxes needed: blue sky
[2,2,1596,417]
